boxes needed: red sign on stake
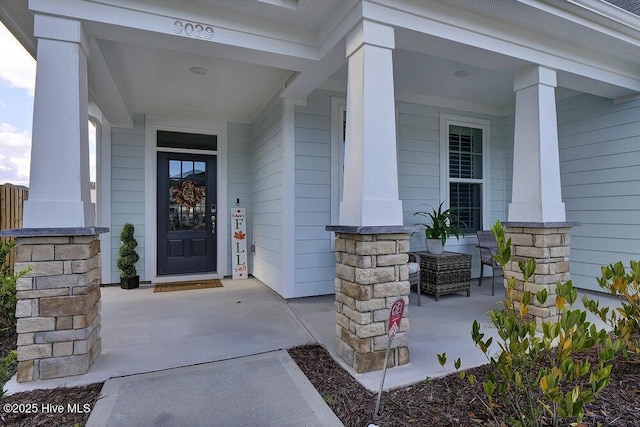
[388,297,405,341]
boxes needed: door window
[168,160,207,231]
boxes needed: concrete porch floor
[6,277,619,394]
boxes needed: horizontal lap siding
[227,122,253,275]
[293,90,512,293]
[294,90,335,297]
[397,103,511,277]
[110,114,145,282]
[558,94,640,291]
[252,95,284,294]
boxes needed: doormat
[153,279,223,293]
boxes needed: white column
[339,20,403,226]
[508,65,566,223]
[23,14,95,228]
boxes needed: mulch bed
[2,324,639,426]
[1,383,103,427]
[1,327,103,427]
[288,344,640,427]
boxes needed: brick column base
[0,228,108,382]
[504,223,576,329]
[327,225,418,374]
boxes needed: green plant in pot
[117,223,140,289]
[413,202,462,254]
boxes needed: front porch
[5,277,620,394]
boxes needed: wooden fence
[0,183,29,272]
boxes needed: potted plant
[117,223,140,289]
[413,202,463,254]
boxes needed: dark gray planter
[121,275,139,290]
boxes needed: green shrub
[0,350,17,402]
[0,241,27,330]
[438,220,619,426]
[117,223,140,279]
[583,260,640,355]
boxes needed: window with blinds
[447,124,484,234]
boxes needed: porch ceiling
[98,39,292,123]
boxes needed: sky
[0,22,96,188]
[0,22,35,187]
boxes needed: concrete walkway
[5,277,622,426]
[86,351,343,427]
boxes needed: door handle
[210,204,217,233]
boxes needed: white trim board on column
[144,114,228,283]
[282,98,303,297]
[90,102,113,285]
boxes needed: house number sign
[174,20,214,40]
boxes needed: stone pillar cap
[325,225,420,234]
[503,222,579,228]
[0,227,109,237]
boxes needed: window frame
[439,114,491,238]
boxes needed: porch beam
[508,65,565,223]
[23,14,95,228]
[339,20,403,226]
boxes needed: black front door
[157,152,217,275]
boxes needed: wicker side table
[416,251,472,301]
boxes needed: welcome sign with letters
[231,208,248,279]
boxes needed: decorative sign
[375,294,406,417]
[174,20,214,40]
[387,297,405,341]
[231,208,248,279]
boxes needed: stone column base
[327,225,419,374]
[0,227,108,382]
[503,222,577,328]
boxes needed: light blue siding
[227,122,253,275]
[293,90,513,291]
[294,90,336,296]
[110,113,145,282]
[397,102,512,276]
[251,95,284,294]
[558,94,640,291]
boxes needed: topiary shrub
[117,223,139,280]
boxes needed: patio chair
[408,252,422,306]
[475,230,503,296]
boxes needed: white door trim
[145,114,228,283]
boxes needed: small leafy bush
[117,223,140,279]
[0,351,17,402]
[0,241,27,330]
[438,220,619,426]
[583,260,640,354]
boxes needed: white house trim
[439,113,491,242]
[281,98,300,297]
[144,114,228,283]
[30,0,320,62]
[89,103,113,285]
[363,0,640,93]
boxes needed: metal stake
[374,334,392,417]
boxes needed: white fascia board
[88,38,132,128]
[280,40,346,100]
[363,0,640,92]
[0,2,37,58]
[395,91,508,117]
[317,0,361,54]
[29,0,320,61]
[280,1,360,100]
[533,0,640,40]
